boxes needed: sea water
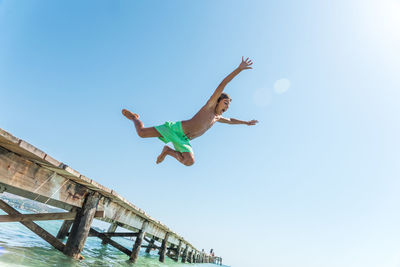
[0,210,225,267]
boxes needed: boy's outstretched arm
[206,57,253,107]
[217,117,258,126]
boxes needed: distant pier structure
[0,128,222,265]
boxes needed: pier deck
[0,127,222,264]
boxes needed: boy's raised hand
[239,57,253,70]
[247,120,258,126]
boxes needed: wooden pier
[0,127,222,265]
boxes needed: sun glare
[362,0,400,45]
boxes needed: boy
[122,57,258,166]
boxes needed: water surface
[0,211,224,267]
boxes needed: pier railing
[0,127,222,265]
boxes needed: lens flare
[273,78,291,94]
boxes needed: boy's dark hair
[217,93,232,103]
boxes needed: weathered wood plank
[0,199,65,252]
[56,220,73,239]
[0,212,75,222]
[0,140,46,165]
[0,211,104,222]
[102,222,117,245]
[0,128,19,145]
[0,147,88,210]
[66,231,138,237]
[96,232,138,237]
[145,238,155,253]
[64,192,101,259]
[89,228,132,256]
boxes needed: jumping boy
[122,57,258,166]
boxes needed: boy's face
[215,98,231,115]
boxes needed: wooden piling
[56,207,77,239]
[159,232,169,263]
[64,191,101,259]
[187,250,192,263]
[102,222,117,245]
[189,250,195,263]
[166,244,174,258]
[145,238,155,253]
[129,220,148,263]
[174,240,182,262]
[192,250,196,263]
[181,245,188,263]
[56,219,73,239]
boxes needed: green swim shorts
[155,121,193,154]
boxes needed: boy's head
[215,93,232,115]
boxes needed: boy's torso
[181,105,221,140]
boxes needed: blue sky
[1,1,400,267]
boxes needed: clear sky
[1,1,400,267]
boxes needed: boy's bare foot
[156,146,170,164]
[122,109,139,120]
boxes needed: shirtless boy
[122,57,258,166]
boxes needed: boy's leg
[122,109,161,138]
[156,146,194,166]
